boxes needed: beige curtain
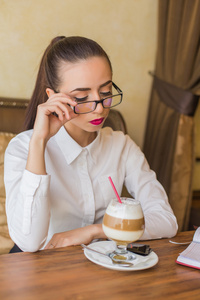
[143,0,200,231]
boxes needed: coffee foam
[106,199,143,219]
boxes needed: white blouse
[4,126,178,252]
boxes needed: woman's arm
[4,135,51,252]
[124,138,178,240]
[44,224,106,249]
[26,91,77,175]
[5,92,78,252]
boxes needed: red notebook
[176,227,200,270]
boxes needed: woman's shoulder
[100,127,138,146]
[101,126,125,137]
[100,126,131,141]
[100,127,141,152]
[6,130,33,152]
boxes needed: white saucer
[83,241,159,271]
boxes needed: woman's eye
[75,96,88,102]
[101,91,112,97]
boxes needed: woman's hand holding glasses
[33,91,78,142]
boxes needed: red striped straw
[108,176,122,204]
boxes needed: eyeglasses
[73,82,123,114]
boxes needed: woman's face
[57,56,112,135]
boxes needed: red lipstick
[90,118,104,126]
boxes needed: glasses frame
[73,82,123,114]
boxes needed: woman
[4,36,178,252]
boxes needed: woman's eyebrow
[99,80,112,88]
[70,87,90,92]
[70,80,112,93]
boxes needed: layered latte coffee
[102,198,145,245]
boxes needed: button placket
[78,150,95,226]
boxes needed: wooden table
[0,231,200,300]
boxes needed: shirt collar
[54,126,101,165]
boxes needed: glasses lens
[74,93,122,114]
[103,94,121,108]
[75,101,96,114]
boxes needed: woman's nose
[94,101,104,113]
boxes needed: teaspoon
[81,244,134,267]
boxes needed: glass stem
[115,244,128,255]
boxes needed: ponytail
[24,36,65,130]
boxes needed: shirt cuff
[20,169,50,196]
[19,170,50,235]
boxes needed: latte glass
[102,197,145,261]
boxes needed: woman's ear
[46,88,55,98]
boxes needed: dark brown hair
[24,36,112,130]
